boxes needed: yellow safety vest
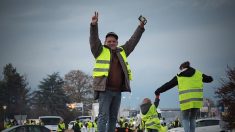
[57,122,65,131]
[4,122,12,129]
[87,121,93,128]
[177,70,203,111]
[119,118,124,127]
[79,122,83,128]
[93,46,132,80]
[93,122,98,132]
[141,105,165,131]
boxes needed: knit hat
[179,61,190,70]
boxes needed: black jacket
[155,67,213,96]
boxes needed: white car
[39,116,63,132]
[168,118,222,132]
[68,120,76,130]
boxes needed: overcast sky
[0,0,234,109]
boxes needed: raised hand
[91,11,98,25]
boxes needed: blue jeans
[181,108,199,132]
[97,90,121,132]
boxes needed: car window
[206,120,219,126]
[69,121,75,125]
[28,126,41,132]
[78,116,92,122]
[196,120,204,127]
[41,126,51,132]
[40,117,61,125]
[15,126,27,132]
[7,128,17,132]
[196,119,219,127]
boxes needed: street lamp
[3,105,7,127]
[3,105,7,110]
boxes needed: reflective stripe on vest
[177,70,203,111]
[93,46,133,80]
[141,104,161,130]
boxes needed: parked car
[168,118,223,132]
[2,125,51,132]
[39,116,63,131]
[68,120,76,130]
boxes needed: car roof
[2,125,50,132]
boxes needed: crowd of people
[71,118,97,132]
[3,118,38,129]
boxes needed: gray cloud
[0,0,234,108]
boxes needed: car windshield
[40,118,61,125]
[77,116,92,122]
[196,119,219,127]
[69,121,75,125]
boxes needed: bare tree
[215,66,235,129]
[63,70,93,114]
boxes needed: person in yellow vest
[118,118,128,131]
[173,117,181,128]
[57,119,66,132]
[128,117,135,131]
[24,119,30,125]
[92,120,98,132]
[155,61,213,132]
[119,116,125,129]
[89,11,146,132]
[39,119,44,126]
[140,97,167,132]
[72,118,83,132]
[4,119,13,129]
[86,120,93,132]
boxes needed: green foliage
[31,72,70,117]
[215,66,235,129]
[0,63,31,118]
[0,63,94,122]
